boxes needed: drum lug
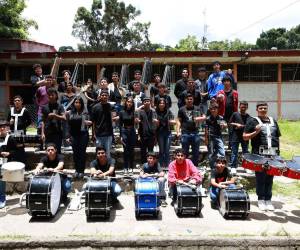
[19,192,27,208]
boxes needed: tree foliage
[0,0,38,39]
[174,35,201,51]
[208,39,254,51]
[72,0,151,51]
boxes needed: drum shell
[85,178,112,217]
[242,159,263,172]
[176,185,202,214]
[1,161,25,182]
[219,188,250,218]
[284,161,300,180]
[135,177,159,215]
[26,173,61,216]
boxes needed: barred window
[237,64,277,82]
[282,64,300,81]
[192,64,233,79]
[9,66,32,83]
[174,64,188,81]
[0,65,5,81]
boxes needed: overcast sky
[23,0,300,50]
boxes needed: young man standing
[229,101,250,175]
[174,68,189,108]
[207,61,226,100]
[243,102,281,211]
[195,67,208,114]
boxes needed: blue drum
[134,177,160,218]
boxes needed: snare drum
[85,177,112,218]
[134,177,159,218]
[219,188,250,219]
[242,153,266,172]
[26,173,61,217]
[284,160,300,180]
[1,161,25,182]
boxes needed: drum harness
[255,117,287,174]
[10,107,25,135]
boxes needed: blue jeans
[0,165,5,202]
[230,140,249,168]
[71,132,89,173]
[208,136,225,169]
[157,177,166,198]
[181,133,201,166]
[255,171,273,201]
[157,130,171,168]
[96,136,113,159]
[121,127,136,170]
[210,184,236,203]
[111,181,122,199]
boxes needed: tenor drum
[175,184,202,216]
[134,177,159,218]
[284,160,300,180]
[1,161,25,182]
[26,173,61,217]
[242,153,266,172]
[85,178,112,218]
[219,188,250,219]
[265,157,287,176]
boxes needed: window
[282,64,300,81]
[237,64,277,82]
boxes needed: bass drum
[26,173,61,217]
[219,188,250,219]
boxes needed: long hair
[156,98,167,113]
[71,96,85,113]
[124,96,135,112]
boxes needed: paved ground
[0,190,300,240]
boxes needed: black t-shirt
[211,167,231,184]
[150,85,159,97]
[244,117,281,154]
[154,94,172,109]
[91,103,114,137]
[86,88,97,109]
[174,78,187,99]
[119,109,135,127]
[67,111,89,136]
[7,107,32,133]
[31,74,45,96]
[230,112,250,142]
[0,135,18,162]
[39,154,64,168]
[142,162,162,174]
[205,115,224,137]
[224,90,234,122]
[157,109,173,133]
[180,89,201,107]
[90,158,116,177]
[138,109,156,138]
[178,105,203,134]
[42,102,65,135]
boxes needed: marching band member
[243,101,281,211]
[140,152,167,206]
[168,149,202,206]
[0,120,18,208]
[108,72,126,114]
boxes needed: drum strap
[11,107,25,132]
[255,117,274,149]
[0,134,10,148]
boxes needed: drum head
[219,189,226,216]
[243,153,266,164]
[267,159,286,169]
[2,161,25,170]
[50,173,61,216]
[286,161,300,172]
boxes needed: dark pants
[121,127,136,170]
[140,136,155,164]
[230,140,249,168]
[157,130,171,168]
[181,133,201,166]
[255,171,273,201]
[45,133,63,154]
[71,131,89,173]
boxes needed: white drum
[1,161,25,182]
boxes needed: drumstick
[176,181,197,190]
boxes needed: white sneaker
[231,168,237,175]
[258,200,266,211]
[265,200,275,211]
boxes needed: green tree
[174,35,200,51]
[72,0,151,51]
[256,28,288,49]
[0,0,38,39]
[58,46,75,52]
[285,25,300,49]
[208,39,254,50]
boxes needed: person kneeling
[168,149,202,206]
[140,152,167,206]
[210,157,236,207]
[90,146,122,203]
[35,143,72,204]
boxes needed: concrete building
[0,39,300,120]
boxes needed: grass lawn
[278,120,300,160]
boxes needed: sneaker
[161,200,168,207]
[0,200,6,209]
[265,200,275,211]
[123,169,128,176]
[170,200,176,207]
[78,173,84,179]
[231,168,237,175]
[258,200,266,211]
